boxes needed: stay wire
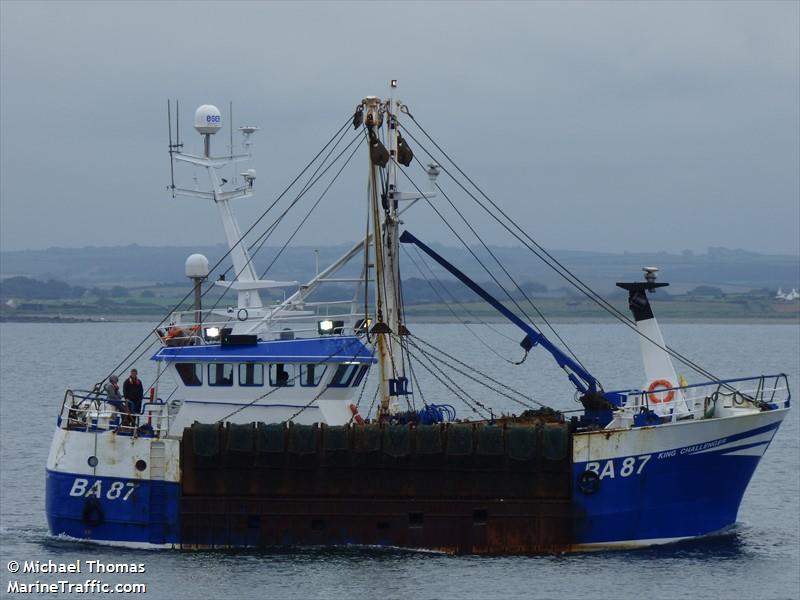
[246,123,355,271]
[204,128,362,317]
[401,113,732,390]
[142,131,364,393]
[366,384,381,421]
[405,346,428,408]
[101,116,353,386]
[217,340,366,423]
[407,334,541,411]
[392,154,593,384]
[403,342,485,418]
[116,123,358,388]
[184,129,364,330]
[410,153,589,374]
[258,132,364,280]
[401,334,493,418]
[286,353,362,424]
[403,244,525,364]
[391,160,531,324]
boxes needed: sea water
[1,321,798,599]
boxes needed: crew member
[123,368,144,415]
[103,375,127,411]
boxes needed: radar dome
[185,253,209,279]
[194,105,222,135]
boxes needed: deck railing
[155,306,366,346]
[611,373,790,422]
[58,389,169,437]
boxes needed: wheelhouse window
[352,365,370,387]
[239,363,264,387]
[300,364,327,387]
[329,363,360,387]
[208,363,234,386]
[269,363,294,387]
[175,362,202,386]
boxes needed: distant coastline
[2,243,798,326]
[2,297,797,325]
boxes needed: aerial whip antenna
[229,100,235,184]
[167,99,184,198]
[167,99,176,197]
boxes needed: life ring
[163,325,200,346]
[577,470,600,495]
[237,308,249,322]
[81,498,104,527]
[648,379,675,404]
[165,327,184,340]
[349,403,365,425]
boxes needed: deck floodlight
[205,326,220,339]
[318,319,334,334]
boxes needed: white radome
[193,105,222,135]
[185,253,209,279]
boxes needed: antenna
[229,100,235,185]
[166,99,184,197]
[229,101,234,158]
[167,100,176,197]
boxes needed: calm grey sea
[1,321,798,600]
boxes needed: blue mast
[399,230,600,394]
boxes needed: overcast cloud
[1,1,798,255]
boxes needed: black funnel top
[616,281,669,322]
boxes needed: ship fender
[703,395,717,418]
[81,497,104,528]
[349,404,365,425]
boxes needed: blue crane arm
[399,230,599,394]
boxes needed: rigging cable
[204,128,363,318]
[136,132,366,393]
[400,111,735,391]
[257,133,364,280]
[400,333,493,418]
[101,116,353,387]
[245,123,355,273]
[392,154,594,386]
[119,128,363,385]
[403,244,526,364]
[408,333,543,410]
[218,340,366,423]
[408,152,588,374]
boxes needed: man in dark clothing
[123,368,144,415]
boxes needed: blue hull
[573,451,761,545]
[46,469,180,546]
[571,417,784,546]
[45,412,787,551]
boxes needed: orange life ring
[164,325,200,339]
[165,327,184,339]
[349,403,365,425]
[648,379,675,404]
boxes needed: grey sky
[1,1,798,256]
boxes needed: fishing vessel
[46,85,791,553]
